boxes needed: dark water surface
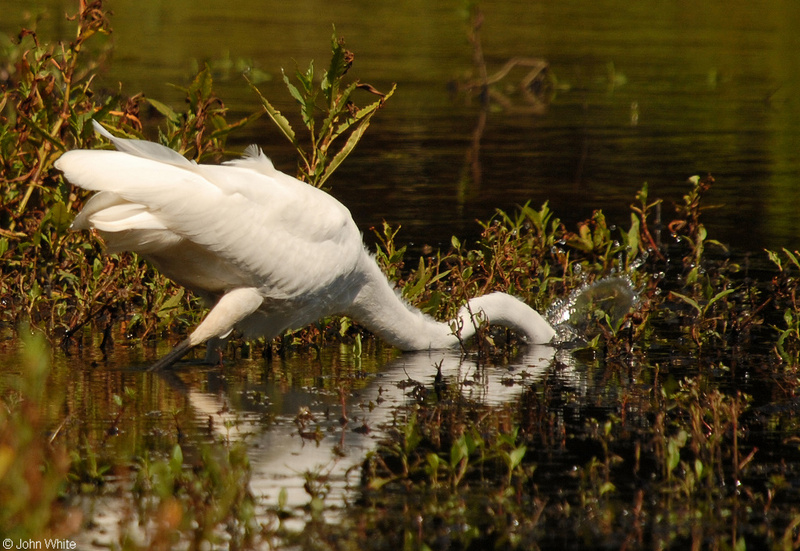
[4,0,800,252]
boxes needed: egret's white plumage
[56,121,555,369]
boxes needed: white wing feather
[56,146,363,311]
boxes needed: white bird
[55,121,556,370]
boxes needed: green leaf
[402,256,431,300]
[295,61,315,95]
[783,247,800,270]
[403,413,421,453]
[29,279,42,300]
[426,452,440,473]
[694,458,704,479]
[282,69,306,106]
[323,30,351,105]
[706,288,735,310]
[146,98,179,121]
[16,112,67,152]
[318,126,363,186]
[316,84,396,188]
[508,446,526,470]
[670,291,701,314]
[626,213,640,259]
[667,431,687,475]
[169,444,183,476]
[599,481,616,496]
[157,289,185,318]
[366,476,395,491]
[450,436,469,469]
[247,76,301,149]
[776,329,793,363]
[207,110,262,142]
[765,249,782,270]
[46,201,71,233]
[188,66,213,108]
[320,81,359,141]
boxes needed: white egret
[55,121,556,370]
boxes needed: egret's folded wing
[57,148,364,300]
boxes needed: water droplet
[629,255,646,270]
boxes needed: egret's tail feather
[90,120,195,168]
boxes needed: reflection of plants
[354,357,761,549]
[130,442,259,549]
[0,325,265,547]
[458,3,555,114]
[581,418,622,501]
[0,329,70,541]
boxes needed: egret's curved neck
[346,252,556,351]
[460,293,556,345]
[345,254,458,350]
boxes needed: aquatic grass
[344,357,787,550]
[4,2,800,550]
[766,248,800,368]
[330,172,800,549]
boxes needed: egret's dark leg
[148,338,193,371]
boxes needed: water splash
[546,276,639,343]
